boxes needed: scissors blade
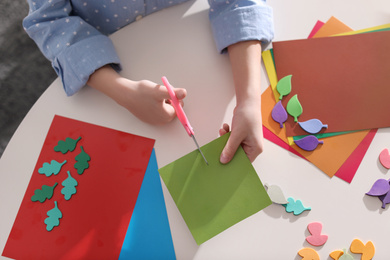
[191,134,209,165]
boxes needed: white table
[1,0,390,259]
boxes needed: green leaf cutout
[38,160,67,177]
[74,146,91,175]
[276,75,292,100]
[31,183,58,203]
[61,171,78,200]
[54,137,81,154]
[286,94,303,122]
[44,201,62,231]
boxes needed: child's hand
[87,65,186,125]
[115,78,187,125]
[219,100,264,164]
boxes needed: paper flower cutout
[350,239,375,260]
[294,135,324,151]
[282,197,311,215]
[38,160,67,177]
[306,222,328,246]
[44,201,62,231]
[61,171,78,200]
[298,248,319,260]
[74,146,91,174]
[286,94,303,122]
[298,119,328,134]
[272,101,288,128]
[276,75,292,100]
[264,183,289,204]
[31,183,58,203]
[54,137,81,154]
[379,148,390,169]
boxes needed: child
[23,0,274,163]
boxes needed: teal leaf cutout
[61,171,78,200]
[31,183,58,203]
[44,201,62,231]
[276,75,292,100]
[38,160,67,177]
[54,137,81,154]
[282,197,311,215]
[74,146,91,175]
[286,94,303,122]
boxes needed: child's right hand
[87,65,187,125]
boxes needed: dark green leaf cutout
[31,183,58,203]
[54,137,81,154]
[74,146,91,174]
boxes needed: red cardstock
[3,115,155,260]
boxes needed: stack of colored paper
[262,17,390,183]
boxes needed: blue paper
[119,149,176,260]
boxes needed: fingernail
[220,153,229,164]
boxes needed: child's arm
[207,0,274,163]
[219,40,263,163]
[87,65,187,125]
[23,0,121,97]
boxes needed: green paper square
[159,133,272,244]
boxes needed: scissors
[162,76,209,165]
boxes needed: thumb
[220,134,241,164]
[174,88,187,100]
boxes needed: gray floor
[0,1,57,158]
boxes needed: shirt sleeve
[23,0,121,96]
[208,0,274,53]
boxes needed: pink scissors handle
[162,76,194,137]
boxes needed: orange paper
[312,16,352,38]
[274,30,390,136]
[262,17,374,178]
[262,87,368,177]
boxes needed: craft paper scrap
[274,30,390,136]
[159,133,271,245]
[312,16,352,38]
[308,20,325,39]
[119,149,176,260]
[3,115,155,260]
